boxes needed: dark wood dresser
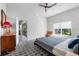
[1,33,16,54]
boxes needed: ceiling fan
[39,3,57,12]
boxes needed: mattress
[34,36,66,53]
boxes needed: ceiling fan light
[39,3,57,12]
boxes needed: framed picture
[1,9,6,28]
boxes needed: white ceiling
[6,3,45,20]
[46,3,79,17]
[6,3,79,18]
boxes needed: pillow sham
[68,39,79,49]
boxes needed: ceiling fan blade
[39,4,46,7]
[47,3,57,8]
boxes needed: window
[53,21,72,36]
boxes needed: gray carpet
[6,40,53,56]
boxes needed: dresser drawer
[1,35,16,52]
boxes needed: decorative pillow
[68,39,79,49]
[76,35,79,38]
[73,44,79,55]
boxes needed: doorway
[19,20,27,42]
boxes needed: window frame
[53,21,72,36]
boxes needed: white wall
[24,7,47,40]
[6,3,47,40]
[27,12,47,40]
[47,7,79,36]
[0,3,6,18]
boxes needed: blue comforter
[34,36,66,53]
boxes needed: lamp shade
[3,21,12,27]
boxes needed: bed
[34,35,67,54]
[34,36,78,56]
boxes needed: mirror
[1,9,6,28]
